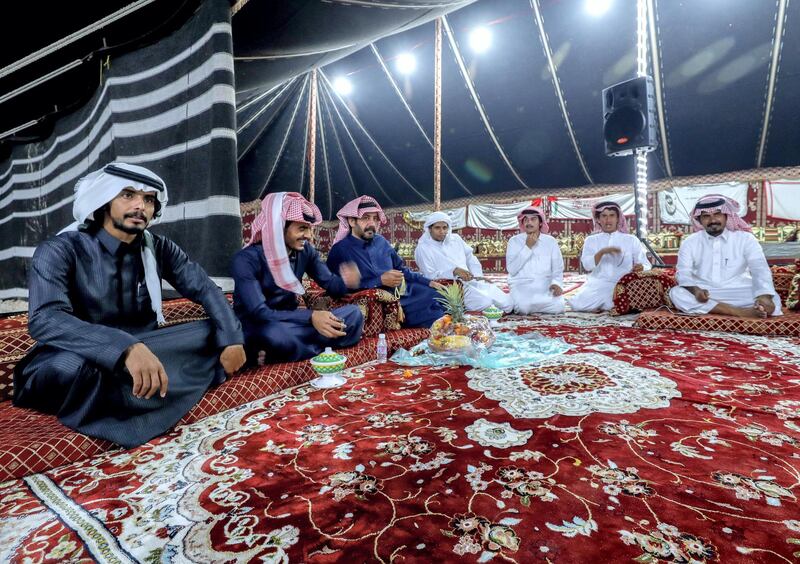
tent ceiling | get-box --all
[2,0,799,216]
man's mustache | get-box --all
[125,212,147,220]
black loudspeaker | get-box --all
[602,75,657,157]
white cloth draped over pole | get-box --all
[549,193,635,220]
[658,182,749,224]
[407,207,467,229]
[765,180,800,220]
[467,201,533,230]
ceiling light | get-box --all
[396,53,417,75]
[586,0,612,17]
[469,27,492,53]
[333,77,353,96]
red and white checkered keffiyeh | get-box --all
[333,195,386,244]
[249,192,322,294]
[592,201,629,233]
[517,205,550,234]
[691,194,752,233]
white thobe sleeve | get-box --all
[675,237,701,287]
[463,240,484,277]
[580,236,599,272]
[506,236,532,277]
[743,234,776,297]
[414,245,452,280]
[550,239,564,288]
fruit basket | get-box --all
[429,284,495,356]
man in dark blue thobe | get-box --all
[231,192,363,363]
[13,163,246,448]
[326,196,444,329]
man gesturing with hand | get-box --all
[232,192,364,363]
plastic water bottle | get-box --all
[376,333,388,363]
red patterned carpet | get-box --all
[2,315,800,563]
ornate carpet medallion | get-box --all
[466,352,680,419]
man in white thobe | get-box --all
[506,206,566,314]
[414,211,513,312]
[669,194,782,318]
[568,201,651,312]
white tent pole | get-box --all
[307,70,318,204]
[433,18,443,212]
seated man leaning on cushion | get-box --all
[414,211,512,313]
[669,194,782,318]
[232,192,364,363]
[568,201,651,312]
[14,163,246,448]
[326,196,445,328]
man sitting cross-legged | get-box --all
[568,201,651,312]
[506,206,566,314]
[14,163,246,448]
[232,192,364,363]
[327,196,445,328]
[669,194,782,318]
[414,211,512,313]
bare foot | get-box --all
[712,302,767,319]
[731,306,766,319]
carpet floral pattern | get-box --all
[2,316,800,563]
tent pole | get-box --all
[433,17,443,211]
[307,69,318,204]
[633,0,664,266]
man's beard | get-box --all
[113,213,148,234]
[362,227,376,238]
[705,223,723,235]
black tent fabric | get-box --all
[0,0,239,297]
[238,0,800,217]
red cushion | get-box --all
[771,264,797,302]
[0,404,113,482]
[787,273,800,310]
[635,309,800,337]
[611,269,677,315]
[305,288,404,338]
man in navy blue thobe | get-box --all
[232,192,363,363]
[326,196,444,329]
[14,163,246,448]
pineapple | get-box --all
[434,283,466,323]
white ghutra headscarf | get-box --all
[60,163,169,323]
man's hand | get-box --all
[690,287,710,303]
[220,344,246,375]
[124,343,168,399]
[754,295,776,317]
[632,263,644,273]
[594,246,622,264]
[380,269,405,288]
[339,262,361,289]
[430,281,446,291]
[525,233,539,248]
[453,267,473,281]
[550,284,563,297]
[312,310,348,338]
